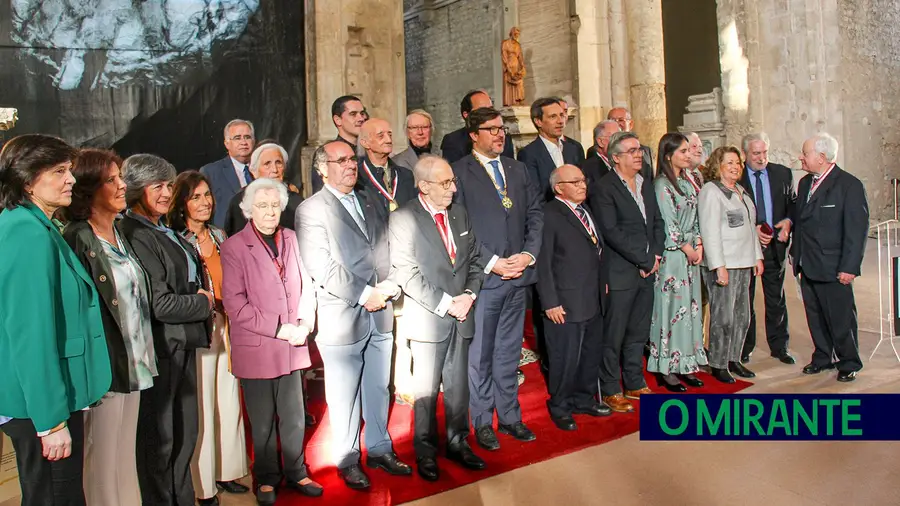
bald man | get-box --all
[357,118,417,224]
[603,107,654,181]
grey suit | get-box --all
[389,199,484,458]
[391,146,442,172]
[295,187,395,468]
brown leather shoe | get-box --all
[601,394,634,413]
[623,387,653,400]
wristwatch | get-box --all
[464,289,477,301]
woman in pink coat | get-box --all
[220,178,323,505]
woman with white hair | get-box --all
[119,154,214,505]
[220,178,322,505]
[222,142,304,236]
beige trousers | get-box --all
[191,313,248,499]
[83,391,142,506]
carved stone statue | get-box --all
[502,27,526,107]
[0,108,17,131]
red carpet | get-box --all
[270,340,751,504]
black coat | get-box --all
[223,185,304,237]
[537,199,605,322]
[591,170,665,291]
[790,165,868,281]
[517,136,586,201]
[440,127,515,164]
[581,153,613,213]
[355,157,417,224]
[119,214,211,357]
[63,219,153,393]
[739,162,796,264]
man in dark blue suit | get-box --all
[200,119,255,228]
[518,97,586,200]
[441,90,515,164]
[451,107,543,451]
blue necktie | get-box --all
[243,165,253,185]
[489,160,506,192]
[753,171,767,225]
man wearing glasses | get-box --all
[451,107,543,451]
[392,109,442,171]
[201,118,256,227]
[537,164,612,431]
[600,107,654,180]
[590,131,665,413]
[388,155,488,482]
[296,140,412,490]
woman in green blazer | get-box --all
[0,134,112,506]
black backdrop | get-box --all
[0,0,306,183]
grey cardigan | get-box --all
[698,181,764,270]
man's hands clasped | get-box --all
[492,253,532,280]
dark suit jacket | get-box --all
[790,165,868,282]
[640,144,654,181]
[740,162,796,264]
[355,157,417,224]
[563,137,586,165]
[295,188,393,345]
[223,185,304,237]
[592,170,665,290]
[200,156,244,228]
[581,153,613,213]
[451,154,543,290]
[64,219,154,394]
[440,127,515,164]
[389,200,484,342]
[119,214,211,357]
[537,199,605,322]
[517,136,586,200]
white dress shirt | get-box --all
[539,135,565,168]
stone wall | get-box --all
[404,0,502,143]
[517,0,576,103]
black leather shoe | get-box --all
[711,367,736,384]
[198,497,219,506]
[678,374,704,388]
[498,421,536,442]
[305,412,317,427]
[740,354,751,364]
[446,443,486,470]
[337,464,370,490]
[217,481,249,494]
[285,479,324,497]
[255,486,277,506]
[573,403,612,417]
[475,425,500,451]
[802,362,836,375]
[366,452,413,476]
[771,350,796,365]
[729,361,756,378]
[655,373,687,392]
[837,371,858,382]
[416,457,439,482]
[551,415,577,431]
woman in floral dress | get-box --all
[647,133,708,391]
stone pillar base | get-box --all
[299,143,322,198]
[501,106,535,153]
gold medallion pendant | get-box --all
[591,236,598,244]
[389,200,399,212]
[502,196,513,209]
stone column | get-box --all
[571,0,612,148]
[302,0,407,196]
[624,0,667,149]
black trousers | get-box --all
[1,414,85,506]
[136,350,199,506]
[543,312,604,418]
[800,275,863,373]
[743,246,790,357]
[410,329,470,459]
[241,369,308,487]
[600,284,653,396]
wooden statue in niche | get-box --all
[501,27,526,106]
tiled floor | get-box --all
[3,242,898,506]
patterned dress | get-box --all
[647,176,708,374]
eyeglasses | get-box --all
[478,126,509,136]
[326,156,359,166]
[229,135,254,141]
[407,125,431,132]
[558,179,587,187]
[254,202,282,211]
[427,177,458,190]
[618,147,642,156]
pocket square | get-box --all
[460,231,470,236]
[821,204,836,208]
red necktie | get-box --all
[434,213,456,264]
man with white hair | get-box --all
[605,107,653,180]
[581,120,621,204]
[201,118,256,227]
[222,143,304,236]
[792,132,868,382]
[392,109,442,171]
[356,118,416,223]
[738,132,797,365]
